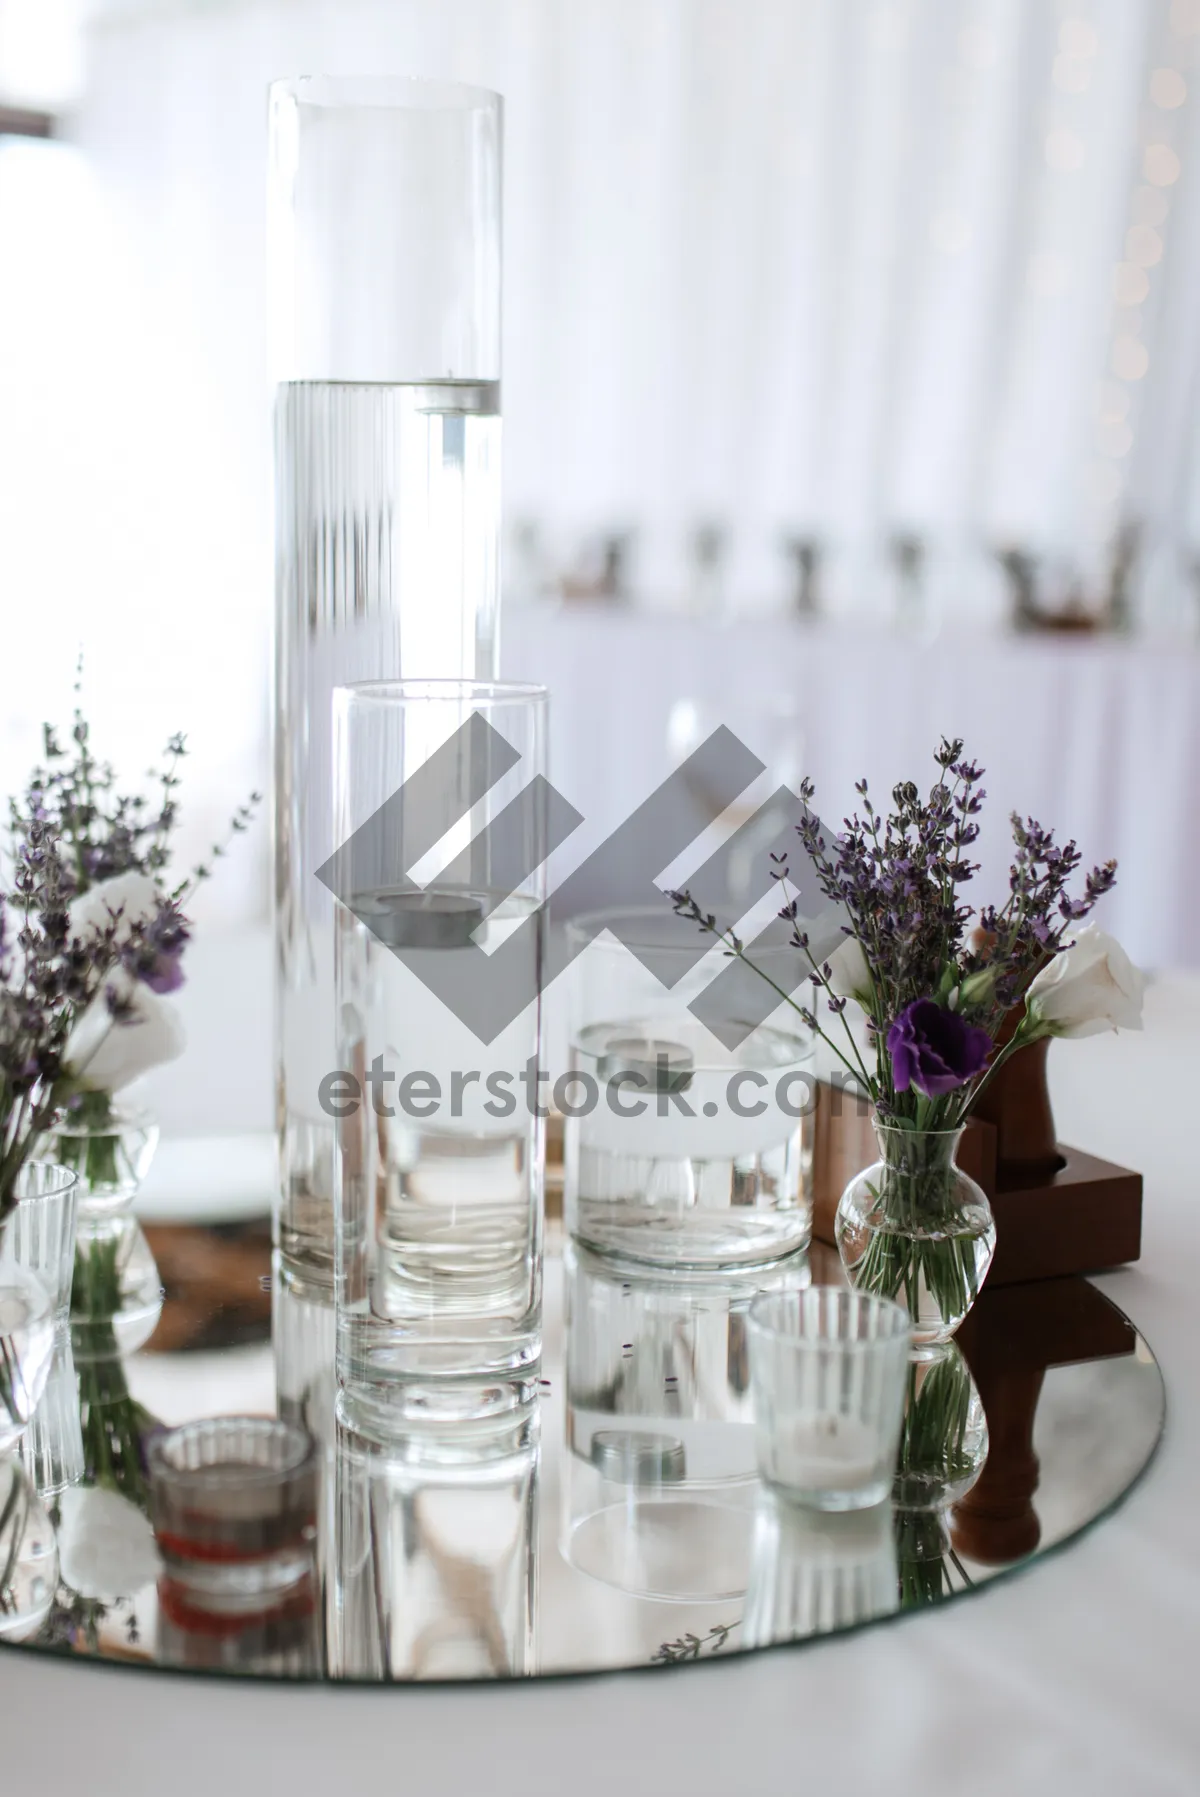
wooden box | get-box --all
[809,1080,1142,1285]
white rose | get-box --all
[826,935,874,1004]
[1025,926,1145,1039]
[63,971,186,1092]
[68,870,161,947]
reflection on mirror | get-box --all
[0,1221,1165,1682]
[332,1412,539,1682]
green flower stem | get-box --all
[53,1092,122,1190]
[847,1133,984,1331]
[897,1351,976,1491]
[894,1509,972,1607]
[0,1463,29,1617]
[71,1230,150,1511]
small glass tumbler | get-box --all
[331,680,549,1436]
[8,1163,78,1323]
[748,1287,911,1511]
[148,1417,319,1623]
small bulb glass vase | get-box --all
[51,1096,163,1360]
[835,1123,996,1347]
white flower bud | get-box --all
[1025,926,1144,1039]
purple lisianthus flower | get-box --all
[141,948,186,994]
[887,998,992,1097]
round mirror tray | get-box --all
[0,1232,1164,1684]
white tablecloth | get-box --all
[503,609,1200,971]
[6,973,1200,1795]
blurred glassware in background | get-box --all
[331,1408,538,1680]
[993,523,1146,635]
[782,535,823,621]
[558,528,635,605]
[564,909,814,1269]
[270,79,503,1296]
[888,531,930,637]
[560,1245,808,1601]
[689,521,728,617]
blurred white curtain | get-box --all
[68,0,1200,612]
[3,0,1200,865]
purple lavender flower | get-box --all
[120,895,190,994]
[887,999,992,1097]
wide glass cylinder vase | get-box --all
[330,681,548,1438]
[562,909,814,1269]
[270,78,503,1289]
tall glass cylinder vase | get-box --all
[330,681,548,1439]
[270,78,503,1290]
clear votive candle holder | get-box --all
[148,1417,319,1611]
[748,1287,911,1511]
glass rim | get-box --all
[871,1119,967,1143]
[746,1285,912,1346]
[566,904,805,958]
[13,1160,78,1200]
[147,1416,316,1491]
[334,678,546,711]
[52,1103,155,1135]
[269,75,502,115]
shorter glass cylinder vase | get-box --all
[836,1124,996,1347]
[332,681,547,1434]
[52,1103,163,1360]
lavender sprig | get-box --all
[9,709,261,908]
[0,824,184,1216]
[669,738,1118,1130]
[2,686,259,1212]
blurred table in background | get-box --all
[503,608,1200,970]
